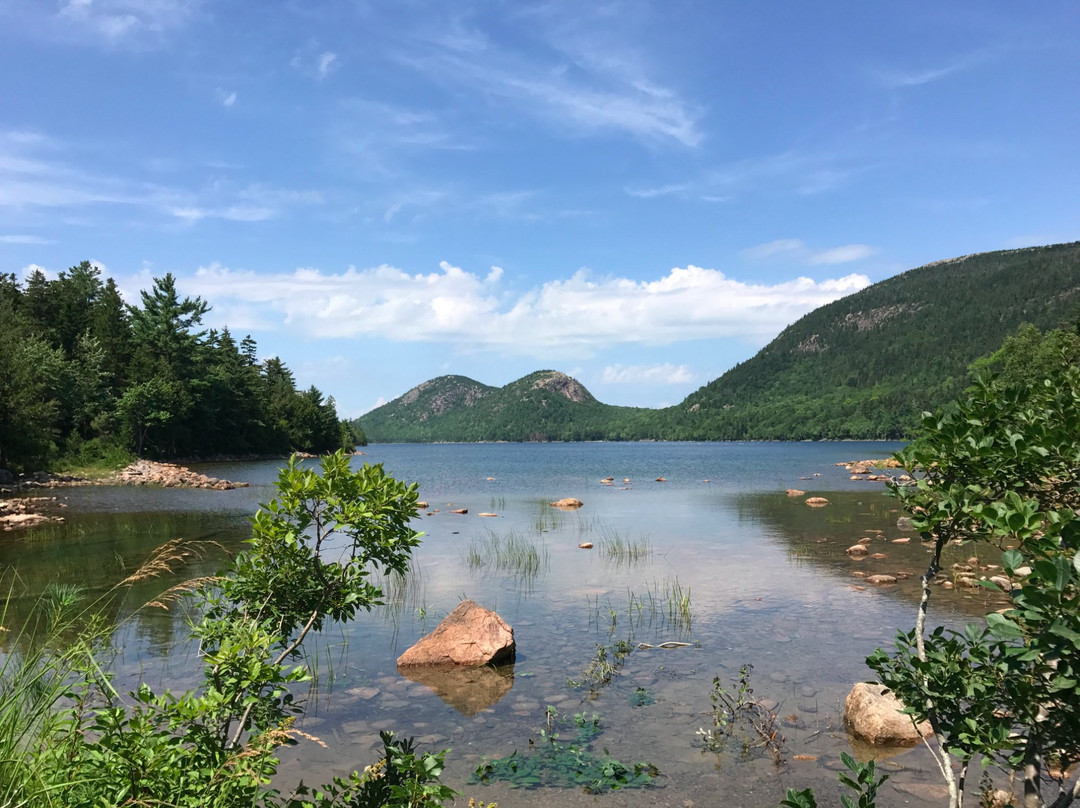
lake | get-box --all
[0,442,1001,807]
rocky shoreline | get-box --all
[0,460,250,532]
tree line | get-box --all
[0,261,363,472]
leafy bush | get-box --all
[0,451,456,808]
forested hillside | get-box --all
[358,370,653,442]
[666,241,1080,440]
[0,262,361,471]
[359,242,1080,443]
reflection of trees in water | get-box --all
[0,509,243,660]
[732,490,1004,619]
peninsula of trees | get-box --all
[0,263,361,472]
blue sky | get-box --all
[2,1,1078,416]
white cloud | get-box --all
[809,244,876,264]
[602,363,693,385]
[291,44,341,81]
[743,239,805,259]
[217,89,237,107]
[625,183,691,199]
[399,28,702,147]
[174,261,871,354]
[744,239,876,265]
[875,55,983,89]
[20,263,56,281]
[316,52,339,80]
[56,0,198,45]
[170,205,276,222]
[0,234,52,244]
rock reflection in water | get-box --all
[397,663,515,716]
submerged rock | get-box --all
[549,497,583,510]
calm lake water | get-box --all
[1,442,1003,807]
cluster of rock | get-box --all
[108,460,249,490]
[0,496,66,531]
[838,458,908,483]
[0,469,88,493]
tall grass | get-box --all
[598,527,652,568]
[585,575,694,642]
[465,529,550,588]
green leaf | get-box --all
[986,613,1024,640]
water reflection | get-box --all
[398,662,515,715]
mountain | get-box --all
[358,242,1080,443]
[665,241,1080,440]
[358,370,653,443]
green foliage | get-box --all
[286,731,455,808]
[359,242,1080,443]
[779,753,888,808]
[673,242,1080,441]
[864,329,1080,808]
[471,708,658,793]
[0,263,356,471]
[0,451,451,808]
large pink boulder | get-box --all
[397,600,515,667]
[845,682,933,746]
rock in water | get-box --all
[397,600,515,667]
[549,498,583,509]
[845,682,932,745]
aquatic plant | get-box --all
[471,708,658,793]
[629,686,655,707]
[698,664,784,765]
[465,529,549,586]
[566,639,635,695]
[598,527,652,567]
[626,576,693,636]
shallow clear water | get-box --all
[1,442,1003,807]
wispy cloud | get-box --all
[743,239,876,265]
[809,244,876,264]
[0,234,53,244]
[602,363,693,384]
[55,0,199,46]
[874,54,985,89]
[291,42,341,81]
[0,128,324,225]
[624,183,691,199]
[216,88,237,107]
[173,260,870,354]
[742,239,805,260]
[397,18,703,148]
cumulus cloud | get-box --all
[602,363,693,384]
[175,261,870,354]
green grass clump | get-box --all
[465,529,549,586]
